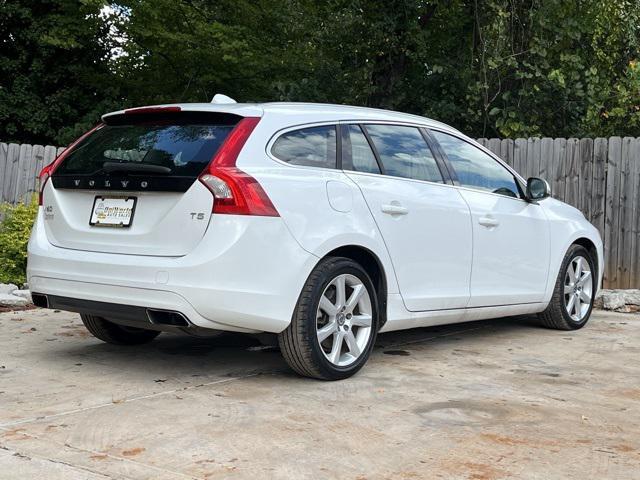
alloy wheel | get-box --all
[316,274,373,367]
[564,255,593,322]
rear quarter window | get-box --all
[271,125,337,169]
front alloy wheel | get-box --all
[278,257,378,380]
[538,244,596,330]
[563,255,593,323]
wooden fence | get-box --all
[477,137,640,290]
[1,137,639,289]
[0,143,65,206]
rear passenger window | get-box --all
[344,125,380,174]
[363,124,443,183]
[271,125,336,169]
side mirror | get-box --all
[526,177,551,201]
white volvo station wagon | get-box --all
[28,98,603,380]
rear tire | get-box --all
[80,314,160,345]
[538,245,596,330]
[278,257,379,380]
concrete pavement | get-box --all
[1,308,639,479]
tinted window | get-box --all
[344,125,380,174]
[272,126,336,169]
[364,125,443,183]
[56,124,234,177]
[431,131,520,198]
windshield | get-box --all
[55,123,235,177]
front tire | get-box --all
[278,257,379,380]
[80,314,160,345]
[538,245,596,330]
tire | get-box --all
[278,257,379,380]
[538,244,596,330]
[80,314,160,345]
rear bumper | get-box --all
[27,209,318,333]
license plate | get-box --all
[90,196,137,227]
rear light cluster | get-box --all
[199,117,279,217]
[38,124,103,205]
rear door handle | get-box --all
[381,203,409,216]
[478,216,500,228]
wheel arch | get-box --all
[572,237,600,289]
[322,245,388,329]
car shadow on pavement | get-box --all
[38,314,544,380]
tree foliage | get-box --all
[1,0,639,145]
[0,200,38,285]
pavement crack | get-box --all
[0,441,122,479]
[1,429,202,480]
[0,373,261,428]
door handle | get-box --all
[478,216,499,228]
[381,203,409,216]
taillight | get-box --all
[37,124,103,206]
[199,117,279,217]
[38,164,52,206]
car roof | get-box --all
[102,102,460,134]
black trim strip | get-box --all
[39,294,150,323]
[359,124,386,175]
[421,128,456,185]
[51,175,197,193]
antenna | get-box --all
[211,94,237,104]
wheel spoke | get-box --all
[578,271,592,287]
[567,263,577,284]
[319,295,338,316]
[579,290,591,304]
[345,330,360,357]
[334,275,346,309]
[566,294,576,315]
[574,295,583,317]
[345,284,365,313]
[564,284,574,295]
[317,321,336,343]
[351,314,372,327]
[328,330,345,364]
[574,257,583,279]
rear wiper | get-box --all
[102,162,172,175]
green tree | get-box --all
[2,0,639,144]
[0,0,121,145]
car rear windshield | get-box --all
[55,118,237,178]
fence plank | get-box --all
[15,143,33,204]
[0,143,7,202]
[2,144,20,204]
[513,138,527,177]
[617,138,635,288]
[539,138,554,185]
[592,138,607,239]
[552,138,567,202]
[605,137,622,288]
[500,139,513,167]
[488,138,501,157]
[629,138,640,289]
[564,139,580,207]
[28,145,45,202]
[578,138,594,221]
